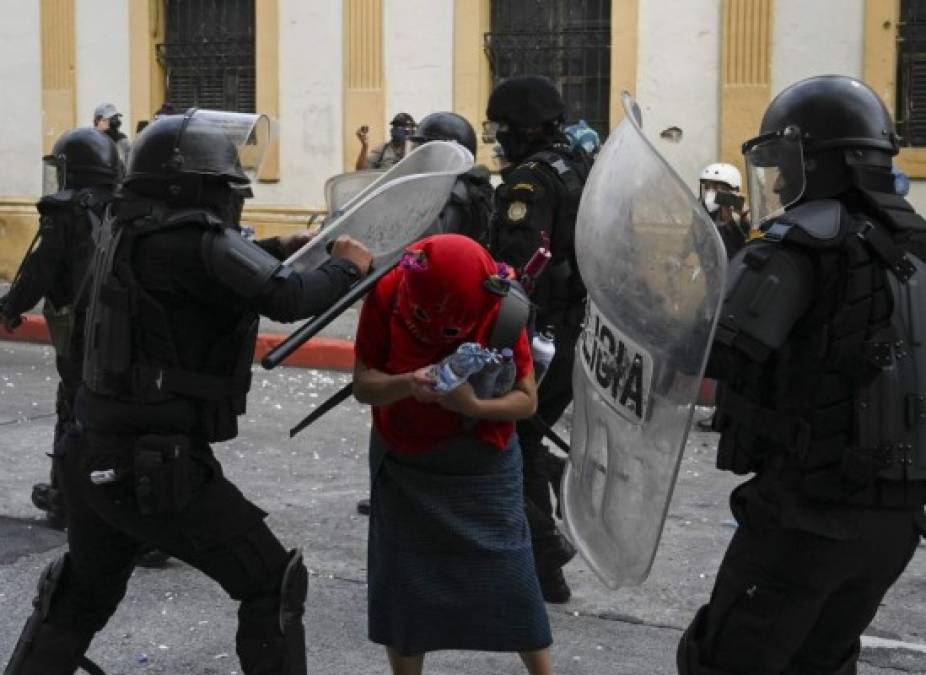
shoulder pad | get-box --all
[36,190,78,214]
[502,166,547,202]
[761,199,848,249]
[524,149,586,194]
[202,227,283,298]
[714,240,816,360]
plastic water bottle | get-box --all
[433,342,494,393]
[492,348,517,397]
[469,350,502,399]
[531,327,556,385]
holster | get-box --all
[133,434,193,515]
[42,299,75,360]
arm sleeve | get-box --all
[198,226,360,323]
[492,168,554,269]
[3,214,67,317]
[254,258,360,323]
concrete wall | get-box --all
[636,0,721,193]
[771,0,865,96]
[253,0,343,206]
[384,0,454,126]
[0,1,42,196]
[75,0,131,130]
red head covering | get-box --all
[395,234,500,348]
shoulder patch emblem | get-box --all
[512,182,535,193]
[507,201,528,223]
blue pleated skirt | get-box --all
[367,430,552,656]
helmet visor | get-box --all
[190,110,278,181]
[482,120,501,144]
[42,155,63,195]
[743,126,805,225]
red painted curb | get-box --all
[0,315,356,372]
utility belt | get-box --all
[80,428,200,516]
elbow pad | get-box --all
[714,242,815,361]
[202,228,292,299]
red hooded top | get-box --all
[354,234,533,455]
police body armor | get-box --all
[29,189,111,361]
[83,201,263,442]
[508,146,591,313]
[713,196,926,507]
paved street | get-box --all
[1,341,924,674]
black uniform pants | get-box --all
[516,306,582,543]
[680,507,922,674]
[46,425,291,667]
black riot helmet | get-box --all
[486,75,565,128]
[485,76,566,164]
[42,127,120,195]
[410,112,478,156]
[125,109,248,201]
[742,75,900,224]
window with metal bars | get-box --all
[484,0,611,138]
[898,0,926,146]
[156,0,256,113]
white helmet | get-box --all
[699,162,742,191]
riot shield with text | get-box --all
[562,93,727,588]
[285,141,473,272]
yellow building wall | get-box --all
[720,0,774,178]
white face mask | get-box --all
[702,189,719,214]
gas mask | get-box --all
[701,189,719,214]
[390,126,412,144]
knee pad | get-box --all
[237,549,307,675]
[279,548,308,632]
[4,554,99,675]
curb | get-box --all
[0,315,356,373]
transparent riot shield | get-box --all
[323,169,387,222]
[189,110,277,181]
[285,141,473,272]
[562,92,728,588]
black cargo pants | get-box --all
[678,504,923,674]
[44,424,294,671]
[516,305,583,545]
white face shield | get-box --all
[743,125,806,225]
[42,155,64,195]
[185,110,278,182]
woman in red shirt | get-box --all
[353,234,554,675]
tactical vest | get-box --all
[520,146,592,311]
[714,198,926,508]
[36,188,111,360]
[83,202,259,441]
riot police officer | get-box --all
[677,75,926,674]
[411,111,494,243]
[486,75,593,603]
[4,109,373,675]
[0,128,120,529]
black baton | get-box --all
[290,381,354,437]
